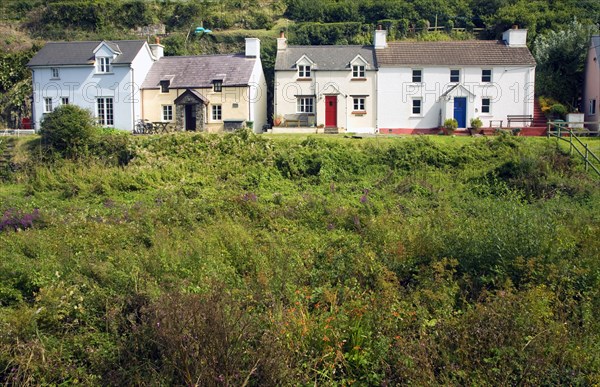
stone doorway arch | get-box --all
[174,89,209,131]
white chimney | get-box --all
[277,31,287,51]
[245,37,260,58]
[374,26,387,49]
[502,26,528,47]
[149,36,164,60]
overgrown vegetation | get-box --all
[0,131,599,384]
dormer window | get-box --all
[98,57,111,73]
[352,65,365,78]
[51,68,60,79]
[213,80,223,92]
[160,80,170,93]
[298,65,311,78]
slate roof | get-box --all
[275,45,376,71]
[174,89,209,105]
[141,54,256,89]
[27,40,147,67]
[376,40,536,66]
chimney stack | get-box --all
[245,37,260,58]
[149,36,164,60]
[502,26,528,47]
[374,27,387,49]
[277,30,287,51]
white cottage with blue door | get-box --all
[28,39,162,131]
[374,27,536,134]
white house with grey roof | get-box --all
[140,38,267,133]
[27,39,162,131]
[584,35,600,132]
[375,27,536,133]
[274,32,377,134]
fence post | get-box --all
[569,132,573,154]
[585,144,589,172]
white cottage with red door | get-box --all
[273,33,377,134]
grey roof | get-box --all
[376,40,536,66]
[592,36,600,66]
[275,45,376,71]
[174,89,209,105]
[27,40,147,67]
[141,54,256,89]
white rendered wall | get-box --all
[275,69,377,133]
[130,43,157,128]
[377,65,535,130]
[32,65,135,131]
[249,57,268,132]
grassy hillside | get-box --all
[1,132,599,384]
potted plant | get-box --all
[443,118,458,135]
[469,117,483,136]
[273,114,283,127]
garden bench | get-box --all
[507,115,533,127]
[284,113,312,127]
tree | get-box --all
[533,20,598,109]
[0,50,34,128]
[40,105,98,159]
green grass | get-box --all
[0,131,598,385]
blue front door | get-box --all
[454,97,467,128]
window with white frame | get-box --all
[98,57,111,73]
[44,98,53,113]
[212,105,222,121]
[412,69,422,83]
[297,97,314,113]
[51,68,60,79]
[352,65,365,78]
[353,97,365,112]
[298,65,311,78]
[97,97,114,126]
[412,98,422,115]
[590,99,597,115]
[61,97,69,105]
[162,105,173,121]
[450,69,460,83]
[482,98,491,114]
[482,69,492,83]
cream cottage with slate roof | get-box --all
[375,27,537,133]
[141,38,267,133]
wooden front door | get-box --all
[453,97,467,128]
[325,96,337,128]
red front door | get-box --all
[325,96,337,128]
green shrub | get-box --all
[550,103,567,119]
[443,118,458,133]
[470,117,483,129]
[40,104,98,159]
